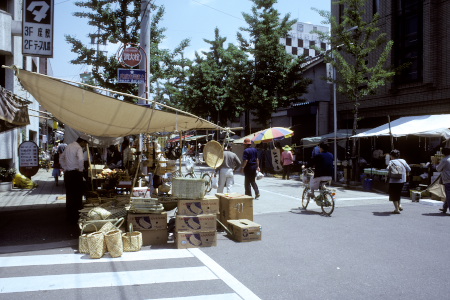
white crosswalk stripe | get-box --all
[0,248,261,300]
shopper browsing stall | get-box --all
[436,147,450,214]
[217,146,241,193]
[240,138,260,199]
[60,137,88,223]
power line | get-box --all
[191,0,244,21]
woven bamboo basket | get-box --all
[172,178,207,199]
[122,224,142,252]
[105,229,123,258]
[87,232,106,259]
[79,224,98,254]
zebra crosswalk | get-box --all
[0,248,261,300]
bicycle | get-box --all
[301,168,336,216]
[184,157,215,193]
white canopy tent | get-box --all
[302,129,368,148]
[10,67,225,138]
[352,114,450,140]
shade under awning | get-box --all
[0,85,30,133]
[12,67,224,137]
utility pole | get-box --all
[139,0,151,104]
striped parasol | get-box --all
[251,127,294,144]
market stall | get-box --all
[352,114,450,193]
[7,66,261,257]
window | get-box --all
[292,47,298,55]
[309,40,315,48]
[0,1,7,12]
[0,56,5,87]
[339,4,345,24]
[304,48,310,56]
[298,39,304,47]
[297,23,304,32]
[313,26,317,32]
[286,37,292,46]
[394,0,423,83]
[373,0,380,14]
[320,42,327,51]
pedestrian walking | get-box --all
[240,138,260,199]
[60,137,88,223]
[52,151,62,186]
[436,147,450,214]
[386,149,411,214]
[281,145,294,180]
[217,146,241,193]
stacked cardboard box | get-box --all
[175,195,219,249]
[127,211,168,246]
[216,193,254,230]
[227,219,262,242]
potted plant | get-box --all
[0,167,16,191]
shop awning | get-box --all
[0,85,30,133]
[10,67,225,137]
[302,129,368,147]
[352,114,450,140]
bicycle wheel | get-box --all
[185,172,195,178]
[202,173,212,193]
[320,190,335,216]
[301,186,310,209]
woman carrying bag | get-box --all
[387,149,411,214]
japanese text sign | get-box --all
[23,0,54,57]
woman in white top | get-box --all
[387,149,411,214]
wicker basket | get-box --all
[87,232,106,259]
[105,229,123,258]
[79,224,98,254]
[172,178,207,199]
[122,224,142,252]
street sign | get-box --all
[18,141,39,178]
[23,0,54,57]
[117,69,146,84]
[122,47,142,67]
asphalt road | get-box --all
[0,170,448,299]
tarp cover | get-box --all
[302,129,368,147]
[15,68,224,137]
[353,114,450,140]
[0,86,30,133]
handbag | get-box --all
[79,223,98,254]
[388,161,403,179]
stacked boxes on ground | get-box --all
[127,210,168,246]
[173,178,219,249]
[216,193,261,242]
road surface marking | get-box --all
[189,248,261,300]
[147,293,242,300]
[0,249,193,268]
[0,266,217,293]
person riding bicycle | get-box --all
[304,142,334,199]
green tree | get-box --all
[237,0,311,128]
[66,0,190,103]
[314,0,396,180]
[184,28,249,125]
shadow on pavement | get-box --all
[0,205,79,254]
[421,212,449,217]
[372,211,394,216]
[289,208,324,216]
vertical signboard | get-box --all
[19,141,40,178]
[23,0,54,57]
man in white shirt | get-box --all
[60,137,88,223]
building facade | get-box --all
[332,0,450,132]
[0,0,51,171]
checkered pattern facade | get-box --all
[280,22,330,58]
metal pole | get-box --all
[333,54,338,182]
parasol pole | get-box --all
[388,115,394,150]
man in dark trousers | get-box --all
[307,143,334,199]
[240,138,260,199]
[60,137,88,223]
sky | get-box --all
[52,0,330,82]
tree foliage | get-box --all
[237,0,312,127]
[313,0,395,139]
[66,0,190,103]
